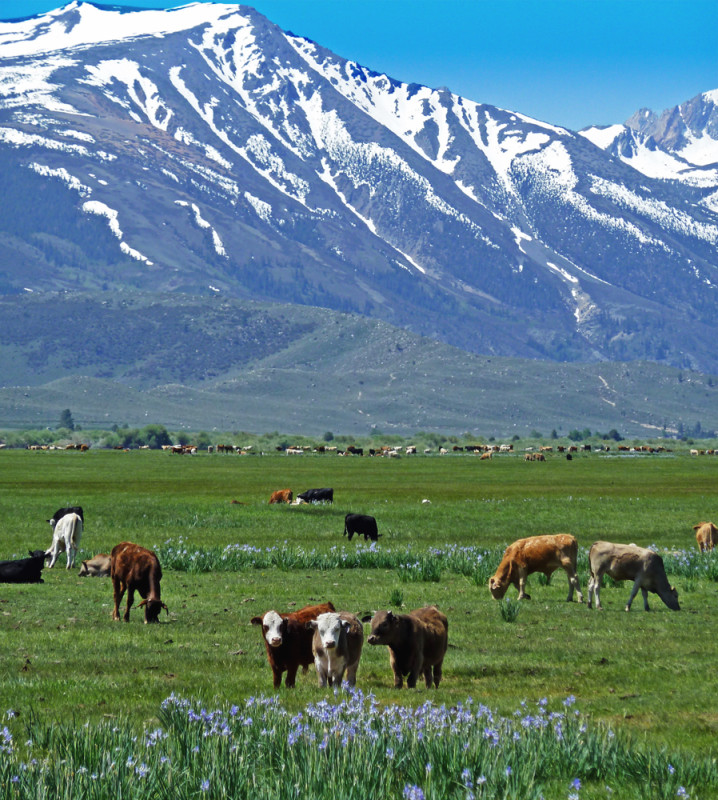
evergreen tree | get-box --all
[59,409,75,431]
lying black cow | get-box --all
[297,488,334,504]
[0,550,46,583]
[344,513,380,542]
[48,506,84,525]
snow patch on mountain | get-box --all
[28,162,90,195]
[82,199,153,265]
[0,57,79,113]
[82,59,173,130]
[175,200,227,257]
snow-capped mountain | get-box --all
[1,2,717,372]
[581,91,718,195]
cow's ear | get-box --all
[386,610,394,622]
[342,619,351,633]
[360,613,374,623]
[306,620,318,630]
[250,616,263,626]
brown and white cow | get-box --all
[587,541,680,612]
[365,606,448,689]
[110,542,168,623]
[694,521,718,553]
[251,602,335,688]
[488,533,583,602]
[307,611,364,687]
[78,553,111,577]
[269,489,293,504]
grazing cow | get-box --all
[46,512,83,569]
[307,611,364,687]
[251,602,335,688]
[587,541,680,612]
[78,553,111,577]
[344,514,380,542]
[48,506,84,525]
[269,489,293,504]
[296,487,334,504]
[694,522,718,552]
[110,542,168,623]
[0,550,46,583]
[488,534,583,602]
[365,606,448,689]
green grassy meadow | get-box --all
[1,448,718,797]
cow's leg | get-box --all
[285,664,298,688]
[422,665,433,688]
[433,662,443,689]
[271,666,283,690]
[112,579,125,621]
[389,651,403,688]
[641,587,650,611]
[347,530,354,541]
[345,662,358,687]
[124,588,135,622]
[46,546,58,569]
[517,574,530,600]
[625,577,642,611]
[66,536,75,569]
[564,566,583,603]
[315,658,328,688]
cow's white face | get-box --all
[314,612,343,650]
[262,611,285,647]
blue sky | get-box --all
[1,0,716,130]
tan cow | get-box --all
[694,522,718,552]
[489,534,583,602]
[587,541,679,612]
[269,489,293,504]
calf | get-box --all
[344,513,380,542]
[251,602,335,688]
[488,533,583,602]
[0,551,46,583]
[110,542,168,623]
[587,541,680,612]
[694,521,718,552]
[46,512,83,569]
[269,489,293,504]
[365,606,448,689]
[79,553,111,577]
[308,611,364,687]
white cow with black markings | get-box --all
[46,512,83,569]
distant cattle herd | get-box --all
[0,478,711,690]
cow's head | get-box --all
[365,610,398,645]
[307,612,347,650]
[252,610,286,647]
[79,561,90,577]
[665,586,680,611]
[488,575,509,600]
[139,598,168,623]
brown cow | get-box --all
[694,521,718,552]
[251,602,335,688]
[269,489,293,504]
[78,553,111,577]
[587,541,680,612]
[365,606,448,689]
[488,534,583,602]
[110,542,168,623]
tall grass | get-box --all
[2,691,715,799]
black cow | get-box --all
[344,514,380,542]
[48,506,84,525]
[0,551,46,583]
[297,488,334,504]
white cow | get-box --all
[307,611,364,687]
[46,512,83,569]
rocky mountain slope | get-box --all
[0,2,716,373]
